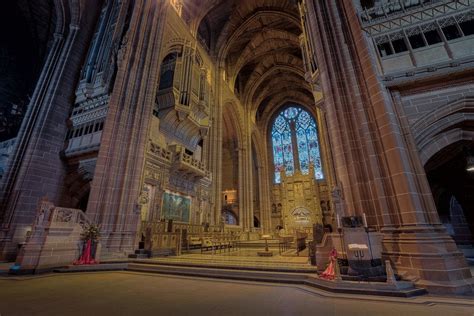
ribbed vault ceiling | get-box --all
[185,0,315,119]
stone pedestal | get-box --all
[100,231,137,259]
[383,226,474,294]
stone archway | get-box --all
[425,141,474,247]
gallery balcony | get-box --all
[173,150,209,179]
[147,141,173,164]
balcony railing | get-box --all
[174,150,208,178]
[361,0,444,23]
[148,142,173,162]
[360,0,473,36]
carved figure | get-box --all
[331,184,345,217]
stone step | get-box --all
[130,258,317,273]
[128,249,150,259]
[134,249,149,255]
[235,240,285,248]
[54,263,128,273]
[126,262,426,297]
[128,253,149,259]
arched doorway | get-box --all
[425,141,474,246]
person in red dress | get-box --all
[74,239,98,265]
[320,247,338,280]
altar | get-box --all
[276,164,323,236]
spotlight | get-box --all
[466,155,474,173]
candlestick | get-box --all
[336,214,341,229]
[362,213,368,228]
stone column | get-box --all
[303,0,473,294]
[242,116,256,233]
[257,164,271,234]
[0,1,101,260]
[87,0,166,258]
[210,73,225,226]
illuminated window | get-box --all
[271,106,324,183]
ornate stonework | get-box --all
[0,0,472,295]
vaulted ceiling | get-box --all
[0,0,56,141]
[184,0,315,120]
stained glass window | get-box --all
[271,106,324,183]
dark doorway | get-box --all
[425,141,474,246]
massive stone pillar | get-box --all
[0,0,102,260]
[242,118,255,233]
[303,0,473,293]
[86,0,166,257]
[210,77,224,227]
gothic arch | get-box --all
[266,105,325,183]
[222,100,244,148]
[221,100,244,225]
[420,129,474,166]
[412,96,474,155]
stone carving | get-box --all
[36,210,45,225]
[35,199,54,227]
[291,207,311,223]
[320,200,327,213]
[55,209,73,223]
[364,0,423,16]
[117,30,129,63]
[271,203,277,214]
[148,142,172,161]
[134,203,142,216]
[331,184,345,217]
[139,188,150,206]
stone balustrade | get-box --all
[148,141,173,162]
[174,150,209,178]
[14,200,97,273]
[360,0,446,23]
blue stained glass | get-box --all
[271,106,324,183]
[283,107,299,119]
[297,128,309,174]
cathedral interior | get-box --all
[0,0,474,314]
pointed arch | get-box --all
[269,105,324,183]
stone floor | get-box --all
[1,271,473,316]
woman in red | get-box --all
[320,247,338,280]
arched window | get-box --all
[271,106,323,183]
[158,53,178,90]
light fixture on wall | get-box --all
[466,155,474,173]
[465,146,474,173]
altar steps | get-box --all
[54,259,426,297]
[128,257,317,273]
[124,262,426,297]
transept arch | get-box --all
[424,140,474,246]
[413,96,474,247]
[221,101,244,226]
